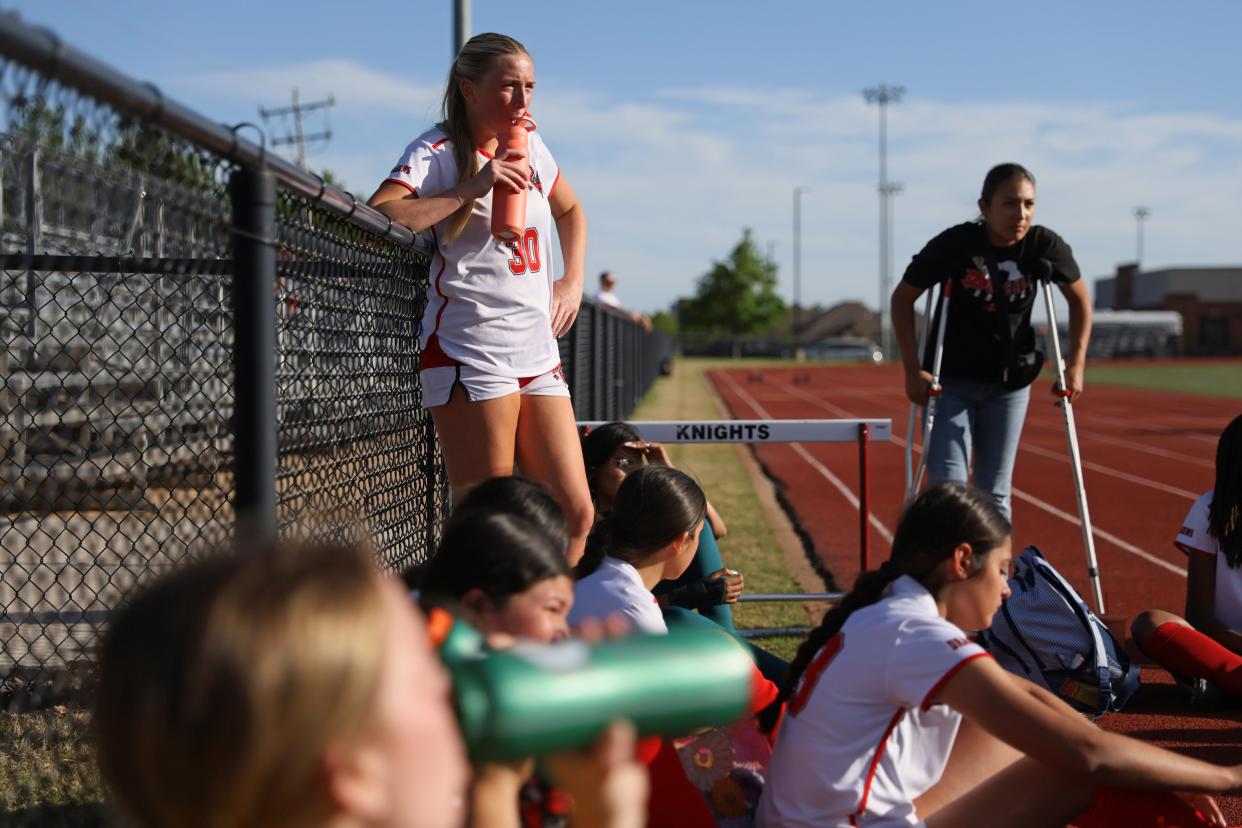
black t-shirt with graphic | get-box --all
[901,222,1081,384]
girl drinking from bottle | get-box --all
[1130,413,1242,706]
[758,482,1238,828]
[369,33,592,564]
[891,163,1092,521]
[95,540,646,828]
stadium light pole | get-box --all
[1134,206,1150,269]
[793,186,809,339]
[453,0,470,55]
[864,83,904,360]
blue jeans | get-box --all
[924,379,1029,522]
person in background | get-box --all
[595,271,652,332]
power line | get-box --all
[259,88,335,171]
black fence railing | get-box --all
[0,13,668,820]
[561,302,672,422]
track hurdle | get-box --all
[578,418,892,635]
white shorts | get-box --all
[420,362,569,408]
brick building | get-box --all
[1094,264,1242,355]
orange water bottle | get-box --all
[490,114,536,242]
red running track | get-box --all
[710,362,1242,821]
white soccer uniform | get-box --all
[568,556,667,635]
[1175,492,1242,629]
[757,576,989,828]
[384,127,565,404]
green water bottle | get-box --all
[438,621,754,763]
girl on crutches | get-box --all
[891,163,1093,524]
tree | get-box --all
[650,310,678,335]
[679,229,785,334]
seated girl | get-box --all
[572,463,779,827]
[758,481,1238,828]
[582,422,742,631]
[419,475,574,644]
[94,539,646,828]
[571,464,705,634]
[1131,413,1242,706]
[419,471,719,827]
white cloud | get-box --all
[181,60,1242,315]
[186,59,440,114]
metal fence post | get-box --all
[230,166,278,541]
[591,304,603,420]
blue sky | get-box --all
[12,0,1242,316]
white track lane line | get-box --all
[844,379,1212,466]
[835,382,1217,469]
[716,372,895,545]
[767,379,1185,578]
[778,381,1200,499]
[1010,490,1186,577]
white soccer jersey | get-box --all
[758,576,989,828]
[384,126,562,378]
[1175,492,1242,630]
[568,556,667,635]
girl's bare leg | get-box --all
[514,394,594,565]
[430,392,522,504]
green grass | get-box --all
[632,357,822,661]
[1080,361,1242,399]
[1,703,104,823]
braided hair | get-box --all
[760,482,1010,732]
[1210,413,1242,568]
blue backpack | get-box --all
[981,546,1140,717]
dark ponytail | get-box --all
[1210,413,1242,568]
[419,510,569,607]
[576,465,706,579]
[760,482,1010,732]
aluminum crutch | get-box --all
[909,280,952,501]
[1040,273,1106,614]
[905,286,936,496]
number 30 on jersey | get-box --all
[506,228,542,275]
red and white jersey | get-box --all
[758,576,989,828]
[1176,492,1242,629]
[568,556,667,635]
[385,126,562,378]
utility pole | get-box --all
[864,83,904,359]
[454,0,471,55]
[793,186,809,338]
[259,89,335,171]
[1134,206,1150,268]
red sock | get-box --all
[1072,786,1213,828]
[1144,621,1242,695]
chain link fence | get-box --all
[0,14,669,823]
